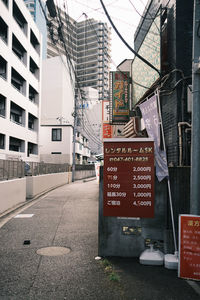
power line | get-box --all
[128,0,161,33]
[70,0,160,37]
[100,0,161,76]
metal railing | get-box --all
[0,160,24,181]
[75,164,95,171]
[0,159,72,181]
[27,162,72,176]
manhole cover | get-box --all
[36,246,71,256]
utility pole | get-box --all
[72,95,77,182]
[190,0,200,214]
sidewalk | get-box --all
[0,180,199,300]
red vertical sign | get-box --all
[103,123,112,139]
[179,215,200,280]
[103,139,154,218]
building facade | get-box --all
[46,7,111,101]
[131,0,193,167]
[40,55,91,164]
[76,19,111,101]
[0,0,42,162]
[24,0,47,59]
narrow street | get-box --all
[0,180,123,300]
[0,180,199,300]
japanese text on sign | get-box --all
[103,139,155,218]
[111,72,130,123]
[179,215,200,280]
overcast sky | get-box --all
[55,0,149,68]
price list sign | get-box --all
[179,215,200,281]
[103,138,154,218]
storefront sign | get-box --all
[110,72,130,123]
[103,123,112,139]
[103,138,154,217]
[179,215,200,280]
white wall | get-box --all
[41,56,74,126]
[40,55,75,164]
[0,178,26,214]
[0,168,94,215]
[0,0,42,162]
[26,172,71,199]
[40,125,73,164]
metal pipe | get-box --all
[190,0,200,214]
[178,122,192,166]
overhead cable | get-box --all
[99,0,161,76]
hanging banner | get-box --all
[102,100,110,123]
[102,123,112,139]
[139,95,169,182]
[103,138,154,218]
[110,71,130,123]
[179,215,200,281]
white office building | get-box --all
[0,0,42,162]
[40,55,91,164]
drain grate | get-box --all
[36,246,71,256]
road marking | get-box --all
[0,193,50,229]
[187,280,200,296]
[14,214,34,218]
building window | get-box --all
[28,142,38,156]
[29,84,38,103]
[52,128,62,141]
[9,136,25,152]
[51,152,62,154]
[0,133,5,149]
[30,29,40,55]
[10,101,25,126]
[0,94,6,117]
[29,57,39,78]
[12,34,27,65]
[13,1,27,35]
[11,67,26,95]
[0,55,7,80]
[2,0,8,7]
[0,17,8,43]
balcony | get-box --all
[78,56,98,64]
[77,69,98,77]
[77,62,98,71]
[0,17,8,44]
[79,74,98,83]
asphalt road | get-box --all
[0,179,199,300]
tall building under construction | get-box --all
[46,8,111,101]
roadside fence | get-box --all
[0,159,72,181]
